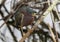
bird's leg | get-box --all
[14,16,18,28]
[19,14,24,36]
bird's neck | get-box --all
[22,11,32,16]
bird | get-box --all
[8,4,37,28]
[15,5,36,27]
[7,4,37,36]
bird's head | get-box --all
[26,7,37,17]
[31,11,37,17]
[20,4,37,17]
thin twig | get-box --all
[6,24,18,42]
[47,24,56,42]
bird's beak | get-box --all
[32,13,37,17]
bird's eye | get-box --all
[32,13,37,17]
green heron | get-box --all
[9,4,37,28]
[15,5,36,27]
[8,4,37,36]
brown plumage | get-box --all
[8,4,36,28]
[21,11,34,26]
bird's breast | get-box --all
[22,15,34,26]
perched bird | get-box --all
[8,4,37,36]
[8,4,37,28]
